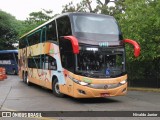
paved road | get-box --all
[0,75,160,120]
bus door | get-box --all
[59,36,79,95]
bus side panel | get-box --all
[28,68,41,86]
[49,43,66,85]
[59,70,75,96]
[26,42,66,89]
[27,43,50,57]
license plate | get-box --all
[101,93,110,97]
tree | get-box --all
[20,9,54,36]
[62,1,89,13]
[118,0,160,61]
[62,0,123,14]
[0,10,20,50]
[26,9,53,23]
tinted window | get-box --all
[28,54,57,70]
[42,27,46,42]
[28,30,41,46]
[42,55,57,70]
[60,40,74,72]
[28,56,40,69]
[46,21,57,41]
[73,15,119,34]
[19,38,27,49]
[57,16,72,37]
[72,14,122,43]
[14,53,18,63]
[0,53,14,60]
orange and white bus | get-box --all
[18,12,140,98]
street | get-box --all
[0,75,160,120]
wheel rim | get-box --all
[55,82,60,94]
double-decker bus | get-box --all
[19,12,140,98]
[0,50,18,74]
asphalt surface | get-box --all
[0,75,160,120]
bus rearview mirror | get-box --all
[123,39,140,57]
[60,36,79,54]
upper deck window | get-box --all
[72,14,122,42]
[73,15,119,35]
[57,16,72,38]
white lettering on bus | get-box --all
[0,60,11,65]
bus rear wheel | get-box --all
[25,73,31,86]
[23,72,25,82]
[13,69,17,75]
[52,78,64,97]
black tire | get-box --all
[23,72,25,82]
[25,72,31,86]
[52,78,64,97]
[13,69,17,75]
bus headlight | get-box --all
[79,81,89,86]
[120,80,127,85]
[70,77,89,86]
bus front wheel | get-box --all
[23,72,25,82]
[52,78,64,97]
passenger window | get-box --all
[28,30,41,46]
[28,55,40,69]
[46,21,57,41]
[19,38,27,49]
[57,16,72,38]
[42,27,46,42]
[28,54,57,70]
[48,56,57,70]
[60,40,74,72]
[42,55,57,70]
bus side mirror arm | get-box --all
[123,39,141,57]
[63,36,79,54]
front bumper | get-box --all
[73,82,127,98]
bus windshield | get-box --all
[72,14,122,42]
[76,47,125,78]
[0,50,18,74]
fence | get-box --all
[127,58,160,88]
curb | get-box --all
[128,87,160,93]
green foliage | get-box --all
[0,10,20,50]
[62,0,123,14]
[118,0,160,61]
[27,9,53,23]
[62,1,90,13]
[19,9,54,36]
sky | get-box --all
[0,0,113,21]
[0,0,76,20]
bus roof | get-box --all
[20,12,113,39]
[0,50,18,53]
